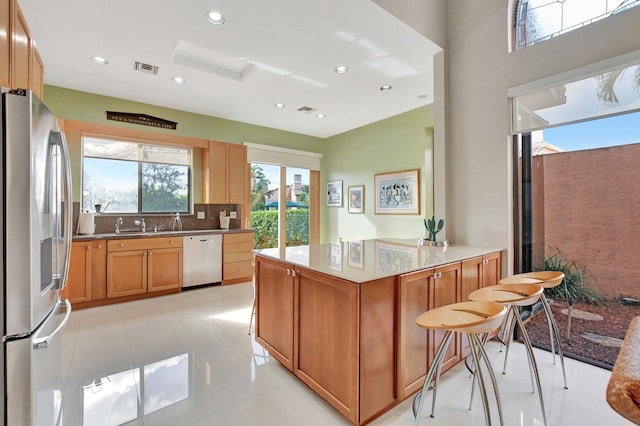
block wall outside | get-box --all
[541,143,640,299]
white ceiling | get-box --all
[18,0,442,138]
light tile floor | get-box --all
[59,282,631,425]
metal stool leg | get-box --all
[513,306,548,426]
[430,332,454,418]
[413,330,453,425]
[540,295,568,389]
[502,310,517,374]
[471,333,504,426]
[248,298,256,335]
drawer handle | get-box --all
[87,246,91,251]
[170,240,174,244]
[119,243,125,248]
[149,252,153,256]
[97,244,102,249]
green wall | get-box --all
[45,85,433,240]
[44,85,323,205]
[322,106,434,242]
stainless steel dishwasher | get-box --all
[182,234,222,288]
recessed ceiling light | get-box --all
[274,103,285,108]
[206,11,225,25]
[316,113,326,119]
[172,76,186,84]
[90,56,108,65]
[334,65,349,74]
[380,84,393,91]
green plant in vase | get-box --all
[424,215,444,241]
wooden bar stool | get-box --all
[468,283,548,426]
[499,271,568,389]
[412,301,507,426]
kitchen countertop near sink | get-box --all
[73,228,254,241]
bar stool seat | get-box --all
[468,283,548,426]
[499,271,568,390]
[412,301,507,426]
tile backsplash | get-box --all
[73,203,243,235]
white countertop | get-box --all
[255,238,503,283]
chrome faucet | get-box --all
[134,218,146,232]
[115,217,123,234]
[172,212,182,231]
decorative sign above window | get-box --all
[106,111,178,130]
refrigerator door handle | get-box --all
[50,130,73,291]
[33,299,71,350]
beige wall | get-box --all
[444,2,640,273]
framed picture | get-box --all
[348,185,364,214]
[375,241,418,275]
[326,180,343,207]
[374,169,420,215]
[348,240,364,268]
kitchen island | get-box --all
[254,239,502,425]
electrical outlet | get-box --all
[230,211,237,219]
[197,211,205,219]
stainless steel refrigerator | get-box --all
[1,89,73,425]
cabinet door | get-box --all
[227,143,248,203]
[429,262,462,373]
[11,5,29,90]
[255,256,295,370]
[481,252,501,287]
[107,250,147,297]
[30,43,44,99]
[295,267,358,423]
[63,242,92,303]
[461,257,484,357]
[91,240,107,301]
[147,247,182,292]
[0,0,9,87]
[397,268,433,399]
[208,141,227,203]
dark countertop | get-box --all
[73,228,254,242]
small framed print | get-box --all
[348,185,364,214]
[326,180,343,207]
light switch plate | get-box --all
[230,211,237,218]
[197,211,205,219]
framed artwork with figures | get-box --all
[374,169,419,215]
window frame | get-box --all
[81,135,193,215]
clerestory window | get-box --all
[514,0,640,50]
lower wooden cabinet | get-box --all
[222,231,254,284]
[398,262,462,399]
[397,252,502,400]
[61,240,106,304]
[107,236,182,298]
[255,255,396,425]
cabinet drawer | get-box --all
[224,251,253,263]
[223,241,254,253]
[223,232,255,244]
[223,260,254,280]
[108,237,182,252]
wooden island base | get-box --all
[254,240,501,425]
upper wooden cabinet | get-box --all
[0,0,44,96]
[0,0,10,87]
[204,141,249,204]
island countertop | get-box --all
[255,238,502,283]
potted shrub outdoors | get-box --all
[420,215,448,247]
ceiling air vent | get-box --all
[133,61,159,75]
[297,106,316,114]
